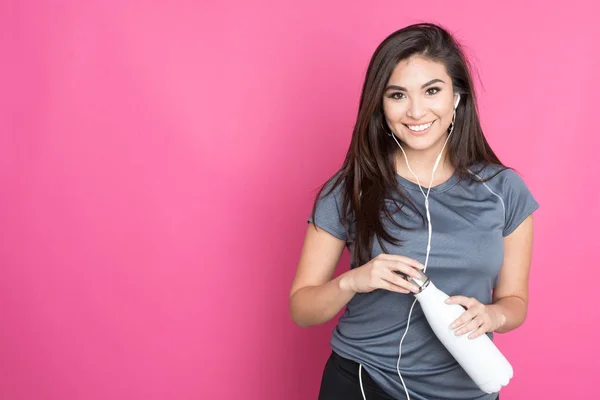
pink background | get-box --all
[1,1,599,399]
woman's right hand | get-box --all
[340,254,425,294]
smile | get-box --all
[404,121,434,132]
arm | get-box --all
[289,223,354,328]
[488,213,535,333]
[289,223,424,328]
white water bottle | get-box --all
[407,270,513,393]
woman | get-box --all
[289,23,539,400]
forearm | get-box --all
[290,272,356,328]
[489,295,528,333]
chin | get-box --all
[396,131,445,151]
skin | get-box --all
[383,55,458,186]
[289,56,533,340]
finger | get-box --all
[455,318,482,336]
[450,309,475,329]
[390,274,421,293]
[445,295,471,306]
[382,275,419,293]
[468,324,489,339]
[388,261,424,279]
[381,280,411,294]
[379,254,425,270]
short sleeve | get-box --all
[501,169,540,237]
[307,178,348,241]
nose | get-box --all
[406,97,426,120]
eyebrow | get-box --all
[385,79,446,92]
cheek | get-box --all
[383,102,407,122]
[431,104,454,122]
[430,97,455,119]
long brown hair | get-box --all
[311,23,508,268]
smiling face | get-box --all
[382,55,458,154]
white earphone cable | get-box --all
[359,364,366,399]
[359,100,458,400]
[391,115,454,400]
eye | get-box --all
[426,87,441,95]
[388,92,406,100]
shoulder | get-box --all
[314,170,345,203]
[307,169,350,241]
[466,162,528,189]
[467,162,506,180]
[467,162,539,236]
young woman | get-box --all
[289,23,539,400]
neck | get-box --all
[394,142,454,184]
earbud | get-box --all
[454,94,461,110]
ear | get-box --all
[454,94,461,110]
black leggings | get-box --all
[318,351,394,400]
[318,351,500,400]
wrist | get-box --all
[338,271,356,295]
[487,304,508,332]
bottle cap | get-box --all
[406,269,431,293]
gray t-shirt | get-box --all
[307,162,540,400]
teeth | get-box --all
[407,121,433,132]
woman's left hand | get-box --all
[445,296,507,339]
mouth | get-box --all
[403,120,435,136]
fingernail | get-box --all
[445,299,450,303]
[412,285,420,292]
